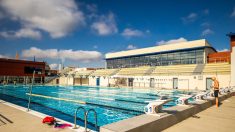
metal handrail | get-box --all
[85,109,98,132]
[73,106,86,129]
[27,70,35,111]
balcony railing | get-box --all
[207,57,230,64]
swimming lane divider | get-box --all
[26,93,86,104]
[26,93,144,114]
[53,92,150,106]
[115,99,148,104]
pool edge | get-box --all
[100,92,235,132]
[0,99,94,132]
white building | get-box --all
[54,37,235,91]
[88,39,232,90]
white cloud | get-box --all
[231,7,235,17]
[201,22,210,27]
[93,45,98,49]
[156,37,188,45]
[22,47,58,59]
[202,28,214,36]
[0,0,85,38]
[217,48,229,52]
[22,47,102,62]
[58,50,102,62]
[91,12,118,36]
[86,4,97,13]
[49,63,59,70]
[182,13,197,23]
[203,9,209,15]
[121,28,144,38]
[127,44,137,50]
[146,30,151,33]
[0,54,10,58]
[0,28,41,39]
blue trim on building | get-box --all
[105,46,216,60]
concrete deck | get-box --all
[164,96,235,132]
[1,94,234,132]
[0,100,73,132]
[100,93,234,132]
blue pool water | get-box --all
[0,85,189,131]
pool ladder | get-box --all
[27,70,35,112]
[73,106,98,132]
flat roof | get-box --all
[106,39,212,59]
[0,58,45,65]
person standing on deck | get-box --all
[211,77,219,107]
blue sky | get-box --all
[0,0,235,69]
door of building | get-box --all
[56,79,59,84]
[150,78,155,88]
[128,78,134,87]
[173,78,178,89]
[96,77,100,86]
[206,78,213,90]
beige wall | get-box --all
[89,77,97,86]
[67,76,74,85]
[58,76,74,85]
[74,78,89,85]
[122,74,230,90]
[58,67,231,90]
[59,76,67,85]
[74,78,81,85]
[47,77,59,85]
[89,77,115,87]
[203,74,231,89]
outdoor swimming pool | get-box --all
[0,85,190,131]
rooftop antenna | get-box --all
[15,51,19,60]
[33,56,35,62]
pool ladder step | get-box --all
[73,106,98,132]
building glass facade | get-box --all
[106,49,205,69]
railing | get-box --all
[44,76,59,84]
[73,106,86,129]
[73,106,98,132]
[85,109,98,132]
[207,57,230,64]
[27,70,35,111]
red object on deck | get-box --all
[42,116,55,124]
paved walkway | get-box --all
[0,100,72,132]
[164,96,235,132]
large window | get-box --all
[106,49,205,69]
[24,66,43,74]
